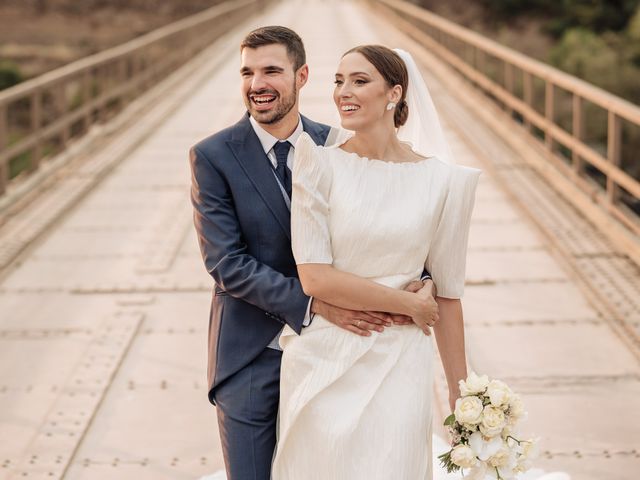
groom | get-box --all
[190,26,435,480]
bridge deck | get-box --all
[0,1,638,479]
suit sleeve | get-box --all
[189,145,309,334]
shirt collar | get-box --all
[249,114,304,154]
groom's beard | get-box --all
[246,83,297,125]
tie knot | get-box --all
[273,141,291,166]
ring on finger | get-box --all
[356,319,362,328]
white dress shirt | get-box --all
[249,115,314,351]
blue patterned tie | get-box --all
[272,141,292,198]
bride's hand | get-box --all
[409,285,439,335]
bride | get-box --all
[204,46,569,480]
[271,44,478,479]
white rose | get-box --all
[514,438,539,473]
[454,396,484,425]
[502,422,519,438]
[450,444,477,469]
[486,379,512,408]
[508,394,526,420]
[489,446,518,480]
[515,454,532,473]
[468,431,502,461]
[504,410,520,436]
[480,405,506,437]
[487,443,510,467]
[495,466,517,480]
[464,464,488,480]
[459,371,490,396]
[519,438,540,460]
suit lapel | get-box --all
[227,114,292,239]
[226,114,331,241]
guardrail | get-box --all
[373,0,640,240]
[0,0,262,196]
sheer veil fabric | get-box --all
[394,48,454,165]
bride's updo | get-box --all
[342,45,409,128]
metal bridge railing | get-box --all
[374,0,640,243]
[0,0,262,197]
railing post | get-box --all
[30,89,43,172]
[572,94,584,175]
[83,70,92,133]
[117,58,127,111]
[97,64,108,123]
[57,82,70,148]
[504,63,514,116]
[123,57,133,101]
[464,43,472,67]
[523,72,532,132]
[136,54,146,94]
[137,53,147,94]
[545,81,554,151]
[475,47,485,76]
[607,111,622,204]
[0,104,7,195]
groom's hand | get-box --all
[311,299,391,337]
[404,279,436,296]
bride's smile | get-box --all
[339,102,360,113]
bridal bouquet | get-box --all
[438,372,539,479]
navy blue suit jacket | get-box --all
[190,112,331,404]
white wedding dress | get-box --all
[201,132,570,480]
[274,132,479,479]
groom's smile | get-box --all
[249,91,278,110]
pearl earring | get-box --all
[386,102,396,111]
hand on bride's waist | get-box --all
[310,298,389,338]
[310,279,437,338]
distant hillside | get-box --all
[413,0,640,105]
[1,0,218,16]
[0,0,222,89]
[413,0,640,187]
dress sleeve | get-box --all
[426,164,481,299]
[291,132,334,265]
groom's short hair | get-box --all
[240,26,306,71]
